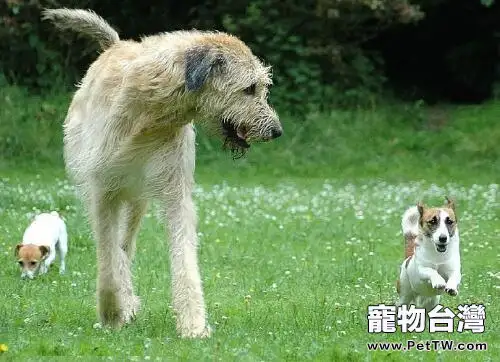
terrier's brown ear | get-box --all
[416,201,425,226]
[15,244,22,257]
[39,245,50,258]
[445,196,456,212]
[185,46,224,91]
[445,196,457,221]
[417,201,425,217]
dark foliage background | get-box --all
[1,0,499,114]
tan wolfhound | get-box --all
[42,8,282,338]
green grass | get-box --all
[0,86,499,360]
[2,85,500,184]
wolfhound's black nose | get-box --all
[438,235,448,243]
[271,127,282,139]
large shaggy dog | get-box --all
[42,8,282,337]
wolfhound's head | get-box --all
[184,33,282,158]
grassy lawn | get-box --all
[0,87,499,360]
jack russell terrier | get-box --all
[396,197,461,311]
[15,211,68,279]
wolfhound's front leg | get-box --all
[164,176,210,338]
[90,191,139,327]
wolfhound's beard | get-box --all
[221,119,250,159]
[222,138,247,159]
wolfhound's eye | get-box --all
[244,83,256,95]
[445,217,454,225]
[428,217,438,225]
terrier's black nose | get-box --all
[271,127,282,139]
[438,235,448,243]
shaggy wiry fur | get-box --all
[42,8,282,338]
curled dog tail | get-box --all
[42,8,119,50]
[49,210,67,223]
[401,205,420,259]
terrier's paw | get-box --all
[431,280,446,291]
[445,287,458,296]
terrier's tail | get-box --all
[42,8,119,50]
[401,205,420,259]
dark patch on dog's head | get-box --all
[443,197,458,237]
[417,201,440,237]
[422,213,439,237]
[445,216,456,237]
[185,46,225,92]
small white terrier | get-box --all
[15,211,68,279]
[396,197,461,311]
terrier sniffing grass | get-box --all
[42,8,282,337]
[396,197,461,311]
[15,211,68,279]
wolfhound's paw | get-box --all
[98,290,140,328]
[178,322,212,339]
[97,289,123,328]
[121,294,141,324]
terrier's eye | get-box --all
[18,261,23,267]
[29,261,37,267]
[428,217,438,225]
[445,218,454,225]
[244,83,256,96]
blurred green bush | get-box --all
[0,0,424,114]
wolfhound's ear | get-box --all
[417,201,425,217]
[445,196,456,212]
[185,46,224,91]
